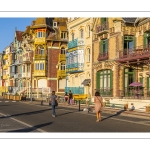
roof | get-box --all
[122,18,137,23]
[23,26,30,35]
[16,30,24,41]
[81,79,91,86]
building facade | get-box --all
[66,17,93,99]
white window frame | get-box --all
[87,48,90,62]
[53,22,57,27]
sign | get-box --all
[42,87,51,94]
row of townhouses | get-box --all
[1,17,150,101]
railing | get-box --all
[34,54,47,59]
[97,52,108,61]
[96,22,109,34]
[14,73,22,78]
[96,88,113,97]
[3,64,8,70]
[58,54,66,62]
[57,70,66,78]
[33,70,46,76]
[10,72,15,78]
[65,87,84,94]
[22,72,31,78]
[66,63,84,69]
[68,38,84,49]
[15,60,22,65]
[117,45,150,61]
[23,57,31,63]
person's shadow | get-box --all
[101,110,126,121]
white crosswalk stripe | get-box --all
[5,101,9,102]
[12,101,16,102]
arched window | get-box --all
[80,29,83,38]
[87,48,90,62]
[36,45,44,55]
[88,25,90,37]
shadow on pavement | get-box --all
[102,110,126,121]
[8,122,53,132]
[0,108,51,119]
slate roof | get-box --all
[122,18,137,23]
[16,30,24,41]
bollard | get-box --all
[79,100,81,111]
[146,106,149,113]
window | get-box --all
[88,25,90,37]
[37,32,43,38]
[40,63,44,70]
[61,64,66,70]
[124,36,134,50]
[72,33,74,40]
[23,65,25,73]
[61,48,65,54]
[96,70,112,96]
[61,32,67,39]
[27,64,30,72]
[80,29,83,38]
[100,39,108,54]
[53,22,57,27]
[87,48,90,62]
[35,63,44,70]
[35,64,39,70]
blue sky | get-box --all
[0,18,36,52]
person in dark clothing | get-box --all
[68,90,74,105]
[50,91,58,117]
[64,92,69,102]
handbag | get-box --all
[55,100,58,106]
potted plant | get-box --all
[13,93,21,100]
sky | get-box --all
[0,18,36,52]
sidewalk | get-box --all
[20,100,150,119]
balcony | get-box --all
[34,54,47,60]
[34,37,45,44]
[68,38,84,49]
[66,63,84,73]
[22,72,31,78]
[58,54,66,62]
[33,70,46,76]
[0,86,8,92]
[15,60,22,65]
[23,57,31,63]
[117,45,150,63]
[3,54,8,60]
[14,73,22,79]
[10,72,15,78]
[65,87,84,94]
[3,75,9,79]
[57,70,66,79]
[3,64,8,70]
[96,22,109,35]
[97,52,108,61]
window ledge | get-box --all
[86,36,90,39]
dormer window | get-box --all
[53,22,57,27]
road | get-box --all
[0,99,150,132]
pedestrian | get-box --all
[68,90,74,105]
[64,92,69,104]
[49,91,58,117]
[94,91,103,122]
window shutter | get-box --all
[100,41,103,53]
[96,71,100,90]
[105,39,108,53]
[122,36,124,50]
[134,36,136,49]
[144,33,147,48]
[147,77,149,90]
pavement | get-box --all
[19,100,150,119]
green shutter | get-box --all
[105,39,108,53]
[140,77,143,84]
[147,77,150,89]
[96,71,100,90]
[100,41,103,53]
[134,36,136,49]
[122,36,124,50]
[144,33,147,48]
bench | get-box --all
[104,102,128,110]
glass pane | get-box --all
[100,76,103,88]
[129,41,133,49]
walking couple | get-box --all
[64,90,74,105]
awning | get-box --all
[81,79,91,86]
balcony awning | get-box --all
[81,79,91,86]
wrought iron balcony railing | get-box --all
[68,38,84,49]
[65,87,84,94]
[97,52,108,61]
[96,22,109,34]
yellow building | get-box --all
[92,17,150,99]
[66,17,93,100]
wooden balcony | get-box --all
[34,37,45,44]
[96,23,109,35]
[97,52,108,61]
[58,54,66,62]
[14,73,22,79]
[0,86,8,92]
[34,54,47,60]
[33,70,46,76]
[3,54,8,60]
[57,70,66,79]
[117,45,150,63]
[3,75,9,79]
[3,64,8,70]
